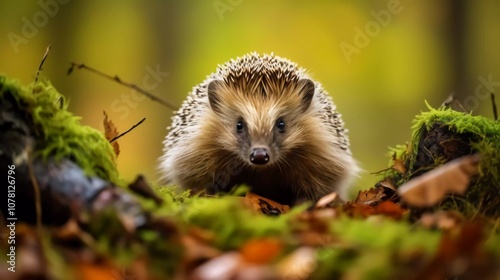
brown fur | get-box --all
[159,53,358,205]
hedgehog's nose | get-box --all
[250,147,270,165]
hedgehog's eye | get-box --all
[276,118,285,133]
[236,120,244,133]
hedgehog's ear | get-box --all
[207,79,225,114]
[298,79,315,112]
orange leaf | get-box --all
[103,111,120,157]
[76,263,118,280]
[373,201,407,219]
[398,154,480,207]
[354,187,386,205]
[343,202,375,218]
[240,238,283,264]
[243,192,289,215]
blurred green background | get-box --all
[1,0,499,197]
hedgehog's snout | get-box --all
[250,147,270,165]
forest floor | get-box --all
[0,75,499,280]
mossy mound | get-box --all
[0,76,120,184]
[384,102,500,216]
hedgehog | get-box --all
[159,53,359,206]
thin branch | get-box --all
[35,45,51,83]
[491,93,498,121]
[68,62,177,110]
[110,117,146,143]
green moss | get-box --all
[332,217,441,253]
[0,76,120,184]
[311,217,441,279]
[150,185,305,250]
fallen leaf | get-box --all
[375,179,398,200]
[103,110,120,157]
[296,232,335,247]
[297,208,336,233]
[392,152,407,174]
[398,154,480,207]
[372,201,407,220]
[343,202,375,218]
[243,192,289,215]
[240,238,283,264]
[354,187,386,206]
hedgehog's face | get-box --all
[207,78,315,168]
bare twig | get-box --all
[440,93,468,112]
[35,45,51,83]
[110,117,146,143]
[68,62,177,110]
[491,93,498,121]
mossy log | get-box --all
[381,103,500,216]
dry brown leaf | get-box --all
[296,208,336,233]
[391,152,407,174]
[398,154,480,207]
[240,238,283,265]
[375,179,398,200]
[354,187,386,205]
[343,202,375,218]
[296,232,335,247]
[372,201,407,220]
[243,192,290,215]
[103,110,120,157]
